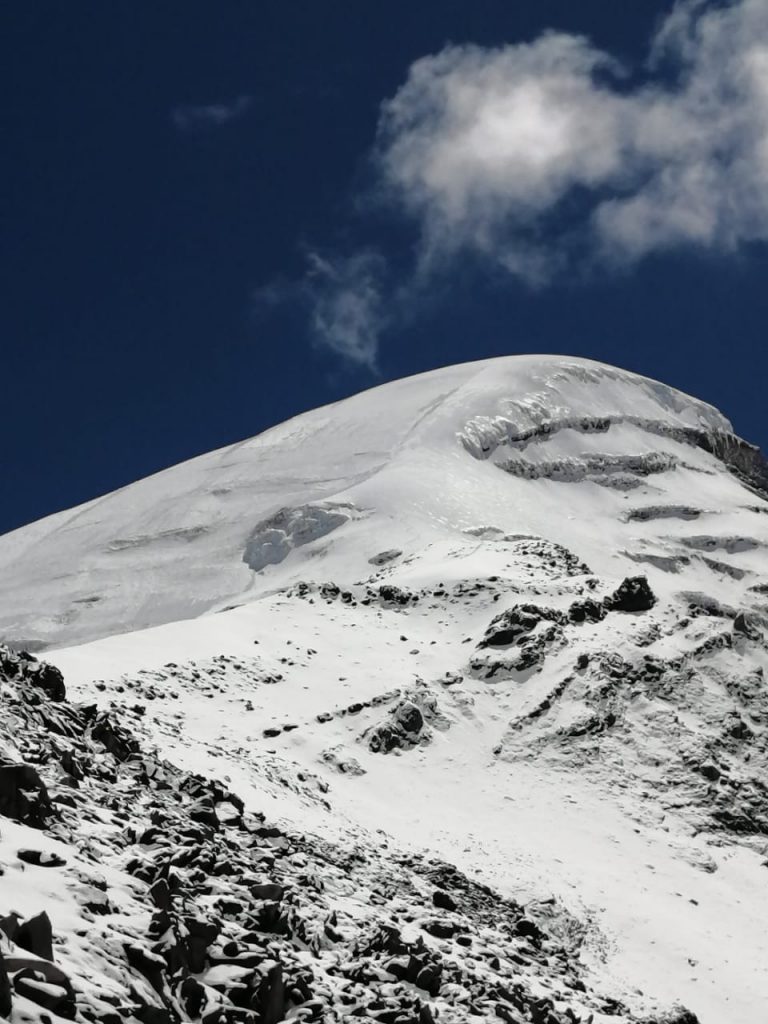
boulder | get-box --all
[183,916,221,973]
[0,913,21,941]
[481,607,541,647]
[568,598,606,624]
[422,920,459,939]
[415,962,442,997]
[0,952,11,1018]
[28,661,66,702]
[149,878,171,910]
[250,882,284,901]
[432,890,457,912]
[0,762,54,827]
[658,1010,701,1024]
[179,977,209,1018]
[734,611,763,640]
[90,711,140,762]
[253,962,285,1024]
[378,585,414,606]
[603,576,657,613]
[15,911,54,961]
[124,944,167,994]
[394,701,424,735]
[13,964,75,1019]
[17,848,67,868]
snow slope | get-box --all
[0,354,761,651]
[3,355,768,1024]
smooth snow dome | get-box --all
[0,355,742,650]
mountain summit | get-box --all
[1,356,768,1024]
[1,355,765,650]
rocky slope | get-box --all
[0,647,698,1024]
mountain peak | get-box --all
[0,355,762,650]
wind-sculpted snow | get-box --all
[463,413,768,499]
[456,358,733,461]
[5,355,768,1022]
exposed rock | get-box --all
[603,576,657,613]
[0,648,66,700]
[472,606,565,680]
[13,963,76,1019]
[149,878,172,910]
[90,710,141,761]
[568,598,607,624]
[321,747,366,775]
[17,848,67,867]
[15,911,54,961]
[625,505,703,522]
[251,882,284,901]
[0,763,54,828]
[378,584,417,607]
[253,962,285,1024]
[179,976,207,1018]
[432,889,457,912]
[363,687,449,754]
[655,1009,701,1024]
[681,592,735,618]
[0,951,11,1018]
[184,916,220,973]
[734,610,764,640]
[369,549,402,566]
[480,605,564,648]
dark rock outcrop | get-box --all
[480,605,564,648]
[603,576,657,613]
[15,911,54,961]
[0,952,11,1019]
[0,763,54,828]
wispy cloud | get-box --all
[254,251,386,372]
[303,252,385,371]
[374,0,768,281]
[172,95,252,131]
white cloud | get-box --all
[172,95,252,131]
[374,0,768,279]
[304,252,385,371]
[262,1,768,369]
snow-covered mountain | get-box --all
[2,355,768,1024]
[3,353,766,652]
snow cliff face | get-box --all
[2,355,768,1024]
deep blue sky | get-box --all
[3,2,767,535]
